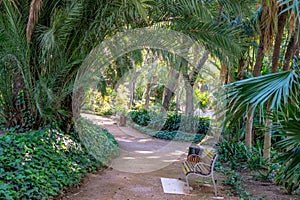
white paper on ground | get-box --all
[160,177,187,195]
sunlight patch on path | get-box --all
[110,140,189,173]
[81,113,191,173]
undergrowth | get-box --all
[0,121,118,200]
[128,121,204,143]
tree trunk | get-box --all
[245,23,266,150]
[143,83,151,110]
[161,68,179,112]
[176,87,183,112]
[129,67,140,109]
[262,9,289,159]
[220,62,228,85]
[283,21,299,71]
[253,35,265,77]
[182,51,208,116]
[237,57,245,80]
[272,6,287,73]
[185,83,194,116]
[190,51,209,86]
[143,75,157,110]
[245,108,254,149]
[263,118,272,160]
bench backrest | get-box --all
[187,148,217,175]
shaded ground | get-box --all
[61,114,298,200]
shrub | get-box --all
[162,112,181,131]
[0,125,118,199]
[129,110,210,134]
[217,139,266,170]
[129,122,205,143]
[196,117,210,134]
[76,118,119,165]
[127,109,150,126]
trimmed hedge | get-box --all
[0,124,118,199]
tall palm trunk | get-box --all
[129,63,140,109]
[283,21,299,71]
[220,62,228,85]
[253,35,265,77]
[245,0,277,150]
[245,34,265,149]
[271,6,287,73]
[263,5,288,160]
[237,57,246,80]
[245,108,254,149]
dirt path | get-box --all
[62,114,298,200]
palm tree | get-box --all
[223,68,300,193]
[274,103,300,194]
[0,0,155,131]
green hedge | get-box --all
[127,110,210,134]
[127,109,150,126]
[129,122,204,143]
[0,124,118,200]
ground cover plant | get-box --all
[0,123,118,200]
[216,138,268,199]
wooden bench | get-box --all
[182,147,218,196]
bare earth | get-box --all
[61,114,298,200]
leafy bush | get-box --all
[129,122,204,143]
[0,126,118,199]
[76,118,119,165]
[162,112,181,131]
[196,117,210,134]
[127,109,150,126]
[128,110,210,134]
[82,88,115,116]
[154,130,177,140]
[127,110,210,143]
[217,139,266,170]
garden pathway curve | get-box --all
[63,114,218,200]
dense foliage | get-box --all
[127,109,151,126]
[0,0,299,197]
[217,139,266,170]
[0,126,118,199]
[128,110,210,134]
[127,109,209,143]
[129,122,204,143]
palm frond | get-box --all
[273,105,300,193]
[171,19,244,57]
[132,0,154,22]
[224,70,299,123]
[218,0,256,16]
[278,0,300,25]
[177,0,213,21]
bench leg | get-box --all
[211,173,217,196]
[186,174,191,193]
